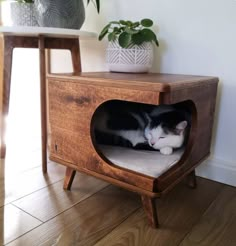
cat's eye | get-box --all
[160,136,165,139]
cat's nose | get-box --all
[150,140,155,146]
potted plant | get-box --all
[99,18,159,73]
[9,0,38,26]
[34,0,100,29]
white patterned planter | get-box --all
[106,41,154,73]
[11,2,38,26]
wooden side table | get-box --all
[47,72,218,227]
[0,26,96,172]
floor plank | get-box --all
[7,186,140,246]
[0,204,42,245]
[5,149,41,173]
[12,173,108,222]
[179,186,236,246]
[94,178,224,246]
[0,161,65,207]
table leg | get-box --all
[63,167,76,190]
[0,36,13,159]
[70,39,81,75]
[141,195,159,228]
[185,169,197,189]
[44,37,81,184]
[39,36,47,173]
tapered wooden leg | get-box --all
[0,36,13,159]
[63,167,76,190]
[141,195,159,228]
[185,170,197,189]
[39,36,47,173]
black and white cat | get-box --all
[94,101,190,155]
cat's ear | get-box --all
[176,121,188,134]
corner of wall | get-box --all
[196,158,236,187]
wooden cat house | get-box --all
[47,72,218,228]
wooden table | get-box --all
[0,26,96,172]
[47,72,218,227]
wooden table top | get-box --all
[0,26,97,39]
[48,72,219,92]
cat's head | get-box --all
[144,111,189,150]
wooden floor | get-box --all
[1,83,236,246]
[1,141,236,246]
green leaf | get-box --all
[153,35,159,46]
[119,20,127,25]
[95,0,100,13]
[98,23,110,41]
[126,21,133,26]
[120,26,125,32]
[145,29,159,46]
[132,33,145,45]
[118,32,132,48]
[140,29,159,46]
[113,27,119,32]
[108,32,117,42]
[140,28,156,42]
[141,19,153,27]
[87,0,100,13]
[124,27,139,35]
[132,22,140,28]
[109,21,120,25]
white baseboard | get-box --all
[196,158,236,187]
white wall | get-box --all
[3,0,236,186]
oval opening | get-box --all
[90,100,196,178]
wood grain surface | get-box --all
[0,161,65,207]
[180,186,236,246]
[7,186,140,246]
[94,178,223,246]
[48,72,218,92]
[48,80,158,191]
[1,145,235,246]
[12,173,108,222]
[0,204,42,245]
[0,35,13,158]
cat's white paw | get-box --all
[160,147,173,155]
